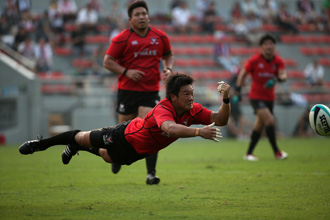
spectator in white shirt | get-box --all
[258,0,278,24]
[34,37,53,72]
[245,12,264,45]
[17,0,31,13]
[76,3,98,33]
[304,59,324,86]
[240,0,259,17]
[49,0,64,32]
[172,1,191,34]
[195,0,211,22]
[19,10,34,32]
[48,0,65,46]
[17,35,35,59]
[58,0,77,22]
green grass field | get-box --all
[1,137,329,220]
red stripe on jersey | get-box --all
[245,54,285,101]
[106,26,172,92]
[124,98,212,154]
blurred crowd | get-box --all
[0,0,329,75]
[0,0,127,73]
[169,0,329,37]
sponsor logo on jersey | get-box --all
[103,134,113,145]
[150,37,159,45]
[258,72,274,78]
[134,48,157,58]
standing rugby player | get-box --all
[102,1,175,184]
[235,34,288,161]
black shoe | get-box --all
[19,135,43,155]
[62,144,79,165]
[111,164,121,174]
[146,174,160,185]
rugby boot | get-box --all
[62,144,79,165]
[244,154,259,161]
[111,164,121,174]
[146,173,160,185]
[275,151,288,160]
[19,135,43,155]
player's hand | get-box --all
[163,69,174,83]
[199,122,222,142]
[217,81,230,98]
[126,69,145,82]
[265,78,276,88]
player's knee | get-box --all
[264,116,275,126]
[75,131,90,146]
[74,132,83,145]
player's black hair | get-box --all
[127,1,149,18]
[259,34,276,46]
[166,74,194,101]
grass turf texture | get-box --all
[0,137,329,220]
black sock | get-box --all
[39,130,80,150]
[265,125,279,153]
[247,130,261,154]
[146,152,158,175]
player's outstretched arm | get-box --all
[210,81,231,126]
[161,121,221,142]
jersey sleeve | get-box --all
[277,56,286,70]
[162,34,172,57]
[153,105,175,128]
[244,56,255,73]
[191,103,212,125]
[153,27,172,57]
[105,34,125,59]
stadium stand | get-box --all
[281,35,330,43]
[54,47,72,56]
[319,58,330,66]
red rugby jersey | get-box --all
[124,98,212,154]
[244,53,285,101]
[106,26,172,92]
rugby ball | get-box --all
[309,104,330,136]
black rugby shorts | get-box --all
[250,99,274,114]
[90,121,147,165]
[116,90,160,115]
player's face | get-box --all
[129,7,150,32]
[176,84,194,112]
[261,40,275,58]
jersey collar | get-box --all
[129,27,151,37]
[260,53,275,63]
